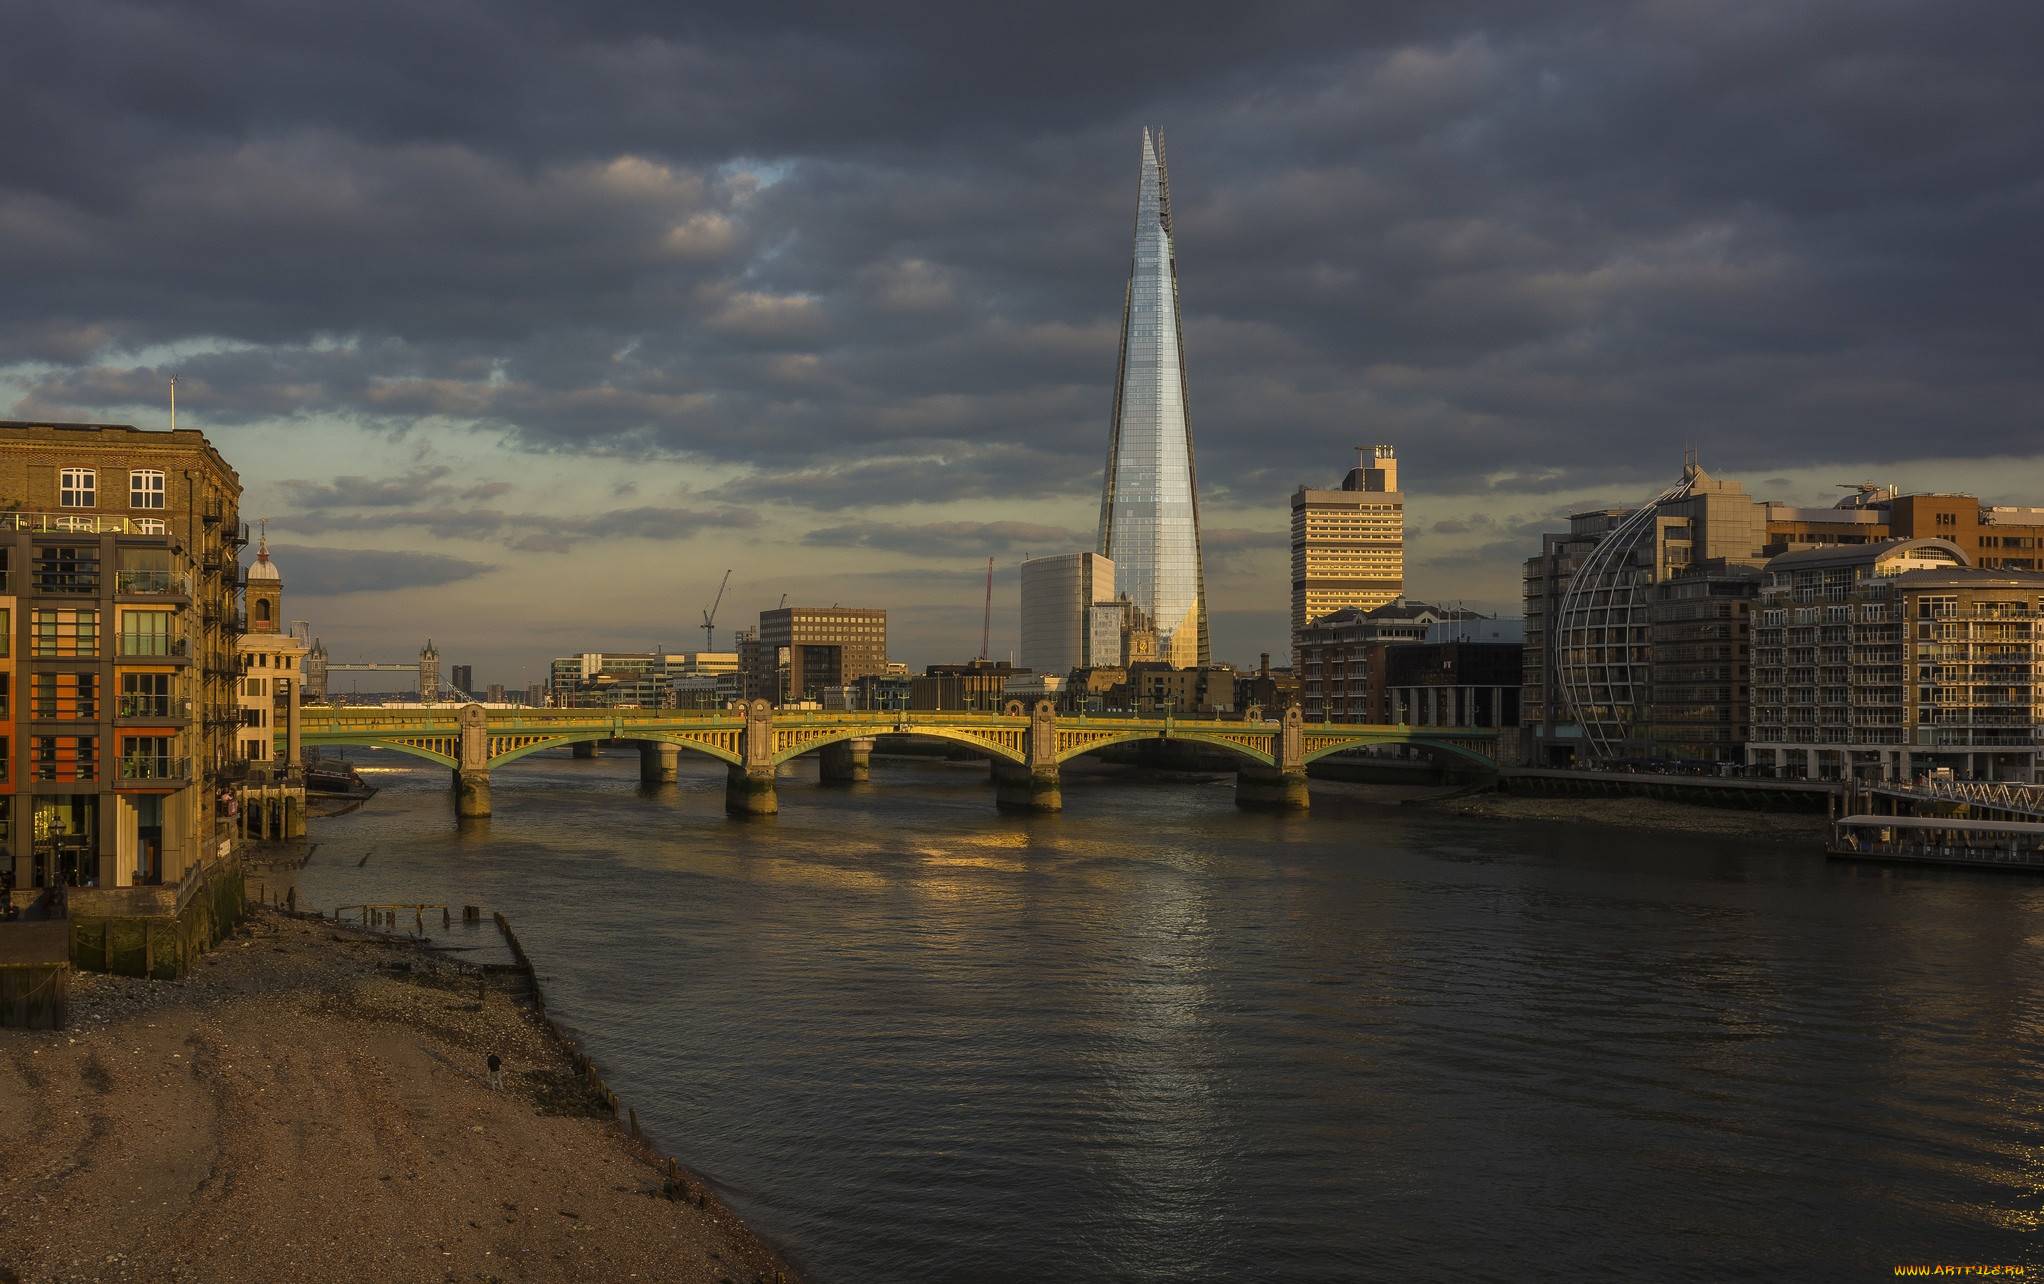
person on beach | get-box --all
[488,1053,503,1090]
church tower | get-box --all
[245,530,283,633]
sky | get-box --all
[2,1,2040,686]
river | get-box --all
[288,748,2044,1282]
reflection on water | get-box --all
[295,749,2044,1282]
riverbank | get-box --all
[1416,788,1831,842]
[0,910,793,1284]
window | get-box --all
[32,673,96,721]
[32,735,96,783]
[32,609,98,657]
[120,735,178,780]
[129,469,165,509]
[120,610,173,656]
[59,468,95,508]
[120,672,174,719]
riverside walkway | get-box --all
[295,702,1499,816]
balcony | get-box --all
[0,512,169,536]
[118,634,191,658]
[115,570,191,597]
[118,695,191,720]
[119,756,190,782]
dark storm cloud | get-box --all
[3,0,2041,514]
[272,499,760,550]
[267,544,493,596]
[805,520,1076,559]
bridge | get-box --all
[295,701,1500,817]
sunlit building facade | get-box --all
[1097,127,1209,669]
[1290,445,1405,661]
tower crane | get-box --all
[700,569,732,651]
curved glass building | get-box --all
[1098,127,1210,668]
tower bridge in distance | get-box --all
[292,702,1499,817]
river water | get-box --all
[289,749,2044,1282]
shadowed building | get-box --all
[1097,127,1209,669]
[1019,553,1115,674]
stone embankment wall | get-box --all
[67,855,246,978]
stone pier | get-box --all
[572,741,599,759]
[993,701,1062,813]
[725,699,779,816]
[819,737,873,784]
[1236,706,1310,810]
[455,703,491,817]
[638,741,680,785]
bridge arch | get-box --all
[1051,728,1278,768]
[776,725,1026,767]
[328,739,457,769]
[1299,733,1497,768]
[489,730,741,769]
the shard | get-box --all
[1098,127,1209,669]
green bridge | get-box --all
[296,701,1500,816]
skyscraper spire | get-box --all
[1098,127,1209,668]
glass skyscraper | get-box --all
[1098,127,1209,668]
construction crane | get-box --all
[700,569,731,651]
[979,557,993,661]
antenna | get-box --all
[700,569,731,651]
[169,374,178,432]
[980,557,993,661]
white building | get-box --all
[1020,553,1115,674]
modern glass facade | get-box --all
[1098,128,1209,669]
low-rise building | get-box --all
[912,660,1025,712]
[234,539,307,771]
[1296,599,1492,723]
[1383,642,1522,728]
[749,607,888,704]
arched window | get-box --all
[255,599,271,622]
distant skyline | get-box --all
[3,3,2039,684]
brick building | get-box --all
[0,421,242,891]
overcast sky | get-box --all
[3,1,2039,684]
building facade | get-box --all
[1296,600,1491,724]
[1097,127,1209,669]
[0,421,242,891]
[752,607,888,705]
[235,539,306,769]
[1749,538,2044,782]
[1646,565,1760,763]
[1382,642,1523,729]
[1290,445,1405,655]
[1019,553,1115,675]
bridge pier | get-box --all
[994,701,1063,813]
[993,761,1062,812]
[573,741,599,759]
[639,741,680,785]
[819,738,872,784]
[1237,706,1310,811]
[1235,764,1309,810]
[455,768,491,817]
[725,699,778,817]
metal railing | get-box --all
[115,570,191,595]
[0,512,169,535]
[118,695,189,719]
[118,634,190,658]
[119,755,190,781]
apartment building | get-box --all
[1748,537,2044,782]
[0,421,242,891]
[751,607,888,704]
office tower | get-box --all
[1097,127,1209,669]
[0,420,244,890]
[753,607,888,704]
[1290,445,1406,650]
[1020,553,1114,674]
[451,664,472,696]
